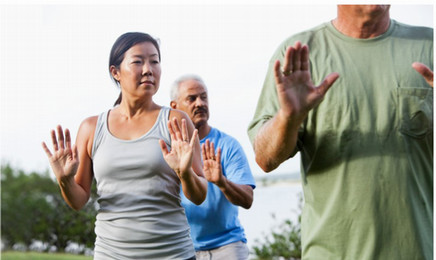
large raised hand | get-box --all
[160,118,199,180]
[42,125,79,182]
[254,41,339,172]
[201,140,224,186]
[274,41,339,125]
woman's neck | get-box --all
[117,98,158,119]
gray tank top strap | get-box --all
[153,106,171,146]
[91,110,109,159]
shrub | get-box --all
[251,193,302,260]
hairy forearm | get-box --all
[218,179,253,209]
[254,109,300,172]
[181,169,208,205]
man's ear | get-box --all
[110,65,120,82]
[170,101,177,109]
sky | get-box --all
[0,3,434,178]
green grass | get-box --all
[1,251,93,260]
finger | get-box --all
[167,121,176,142]
[317,72,340,96]
[189,129,199,148]
[412,62,433,87]
[274,60,283,85]
[210,142,216,160]
[216,147,221,163]
[50,129,58,151]
[181,118,188,141]
[412,62,433,77]
[159,139,169,156]
[41,142,53,157]
[171,118,183,141]
[301,45,309,71]
[65,128,72,150]
[282,46,294,75]
[201,143,207,160]
[205,141,212,160]
[292,41,302,71]
[205,139,212,159]
[57,125,65,149]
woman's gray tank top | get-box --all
[91,106,194,259]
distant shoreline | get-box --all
[254,172,301,187]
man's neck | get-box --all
[197,123,211,140]
[332,7,391,39]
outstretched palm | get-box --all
[275,41,339,124]
[42,125,79,182]
[160,118,198,179]
[202,140,224,186]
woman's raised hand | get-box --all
[159,118,199,179]
[42,125,79,182]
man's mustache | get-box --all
[194,107,208,114]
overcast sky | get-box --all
[0,3,433,177]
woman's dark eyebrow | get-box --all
[132,53,159,58]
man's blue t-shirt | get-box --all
[181,127,256,251]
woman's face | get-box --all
[112,42,161,100]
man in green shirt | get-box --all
[248,5,433,259]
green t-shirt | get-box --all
[248,20,433,259]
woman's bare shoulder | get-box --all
[76,115,100,155]
[168,108,189,121]
[79,115,99,133]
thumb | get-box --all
[317,72,340,95]
[412,62,433,87]
[274,60,283,86]
[72,144,79,163]
[159,139,169,156]
[190,129,199,148]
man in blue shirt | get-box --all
[170,75,256,260]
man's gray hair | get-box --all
[170,74,207,101]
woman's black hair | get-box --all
[109,32,161,106]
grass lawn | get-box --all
[1,251,93,260]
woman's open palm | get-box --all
[160,118,198,179]
[42,125,79,181]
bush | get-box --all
[251,193,302,260]
[1,163,97,254]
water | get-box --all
[239,181,303,249]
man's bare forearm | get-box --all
[254,109,300,172]
[218,179,253,209]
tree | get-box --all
[1,164,54,249]
[1,163,97,253]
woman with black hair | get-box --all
[42,32,207,259]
